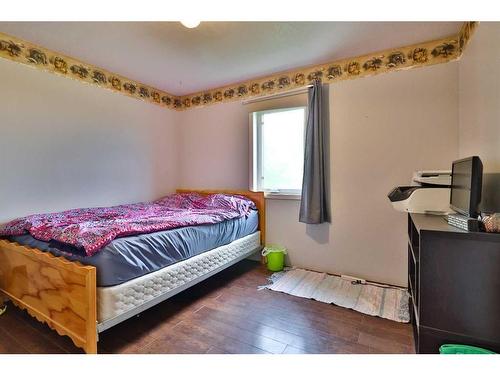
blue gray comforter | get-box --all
[9,210,258,287]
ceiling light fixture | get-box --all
[180,20,201,29]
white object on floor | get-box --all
[262,268,410,323]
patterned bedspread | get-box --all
[0,193,256,256]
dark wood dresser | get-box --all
[408,213,500,353]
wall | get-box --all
[178,62,459,286]
[178,93,308,189]
[458,22,500,172]
[0,58,179,223]
[0,38,463,286]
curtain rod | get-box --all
[242,85,312,105]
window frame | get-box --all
[249,106,307,198]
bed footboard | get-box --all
[0,239,97,354]
[0,290,8,304]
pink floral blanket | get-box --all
[0,193,256,256]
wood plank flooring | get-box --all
[0,260,415,354]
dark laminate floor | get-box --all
[0,260,415,354]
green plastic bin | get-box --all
[439,344,496,354]
[262,244,287,272]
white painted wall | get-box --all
[0,38,466,287]
[0,59,179,223]
[178,62,459,286]
[177,93,308,190]
[458,22,500,172]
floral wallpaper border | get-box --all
[0,22,477,111]
[0,31,178,109]
[179,22,478,110]
[457,21,478,55]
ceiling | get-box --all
[0,22,462,95]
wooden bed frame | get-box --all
[0,189,265,354]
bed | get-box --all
[0,189,265,354]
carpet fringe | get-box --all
[257,267,292,290]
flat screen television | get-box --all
[450,156,483,218]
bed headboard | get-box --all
[176,189,266,246]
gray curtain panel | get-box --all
[299,81,331,224]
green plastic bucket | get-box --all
[262,245,287,272]
[439,344,496,354]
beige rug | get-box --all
[262,268,410,323]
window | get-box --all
[250,106,307,197]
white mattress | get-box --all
[97,231,260,324]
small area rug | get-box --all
[262,268,410,323]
